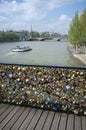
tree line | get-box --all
[68,8,86,53]
[0,30,50,42]
[30,31,51,38]
[0,31,20,42]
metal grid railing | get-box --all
[0,63,86,115]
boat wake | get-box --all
[0,51,17,57]
[5,52,16,56]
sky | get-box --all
[0,0,86,34]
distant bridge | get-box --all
[28,37,61,41]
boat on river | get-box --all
[11,46,32,52]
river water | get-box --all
[0,41,83,66]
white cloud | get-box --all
[0,0,83,33]
[0,0,76,18]
[47,0,81,10]
[48,0,67,9]
[0,16,8,22]
[12,0,16,4]
[46,14,71,34]
[0,16,9,30]
[0,1,17,14]
[59,14,68,21]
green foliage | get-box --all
[0,31,20,42]
[68,11,83,46]
[41,33,49,38]
[30,31,40,38]
[80,8,86,27]
[80,8,86,43]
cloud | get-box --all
[12,0,16,4]
[0,1,17,14]
[0,0,77,18]
[48,0,68,9]
[0,0,48,31]
[0,16,8,22]
[47,0,82,10]
[0,15,9,30]
[46,14,71,34]
[0,0,83,33]
[59,14,68,21]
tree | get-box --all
[30,31,40,38]
[80,8,86,43]
[0,31,20,42]
[41,33,49,38]
[68,11,83,50]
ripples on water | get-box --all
[0,41,84,66]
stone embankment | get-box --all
[68,45,86,66]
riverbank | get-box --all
[68,45,86,66]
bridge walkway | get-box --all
[0,103,86,130]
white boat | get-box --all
[11,46,32,52]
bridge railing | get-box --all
[0,63,86,116]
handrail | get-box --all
[0,63,86,116]
[0,62,86,69]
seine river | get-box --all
[0,41,83,66]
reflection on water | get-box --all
[0,41,84,66]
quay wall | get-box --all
[68,45,86,66]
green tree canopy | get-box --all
[80,8,86,43]
[30,31,40,38]
[0,31,20,42]
[68,11,83,46]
